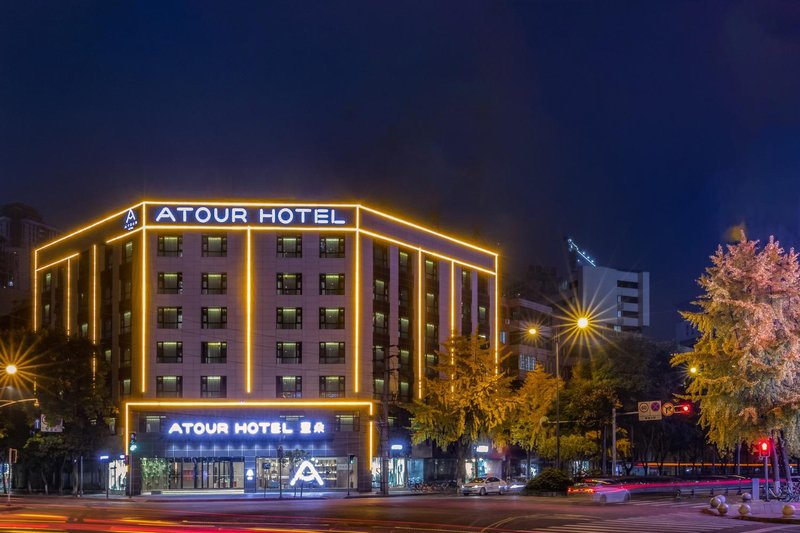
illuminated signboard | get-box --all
[150,205,353,227]
[289,460,324,487]
[123,209,139,231]
[167,420,325,436]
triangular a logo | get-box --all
[123,209,138,231]
[289,460,325,486]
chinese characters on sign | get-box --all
[167,420,326,436]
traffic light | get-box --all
[676,403,693,415]
[129,432,138,453]
[757,438,771,458]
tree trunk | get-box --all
[456,440,467,485]
[735,441,741,476]
[771,431,781,492]
[778,431,793,491]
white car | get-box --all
[568,480,631,504]
[461,476,507,495]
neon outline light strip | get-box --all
[354,207,361,393]
[141,225,148,393]
[35,253,80,272]
[246,227,252,394]
[36,202,145,252]
[66,258,71,335]
[417,250,423,399]
[494,256,499,373]
[32,250,37,330]
[92,245,97,383]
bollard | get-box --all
[783,505,795,517]
[710,496,722,508]
[739,503,751,516]
[718,495,726,503]
[718,503,729,515]
[742,492,752,502]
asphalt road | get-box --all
[0,493,793,533]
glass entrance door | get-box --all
[167,457,244,489]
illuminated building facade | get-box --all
[33,201,498,493]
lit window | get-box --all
[157,307,182,329]
[319,307,345,329]
[201,307,227,329]
[156,376,183,398]
[319,273,345,295]
[277,235,302,258]
[157,236,182,257]
[276,376,302,398]
[120,311,132,334]
[201,376,227,398]
[201,272,227,294]
[319,376,345,398]
[319,342,345,364]
[201,342,227,364]
[277,273,302,295]
[202,235,227,257]
[277,307,302,329]
[319,236,345,258]
[334,414,359,432]
[277,342,302,364]
[374,279,389,302]
[157,272,183,294]
[157,341,183,363]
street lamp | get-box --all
[4,364,17,375]
[528,316,591,470]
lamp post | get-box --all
[528,316,590,470]
[380,346,399,496]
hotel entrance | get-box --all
[167,457,245,490]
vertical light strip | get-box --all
[124,403,130,453]
[246,227,252,394]
[33,250,38,330]
[416,249,423,399]
[141,228,148,393]
[368,419,374,461]
[353,207,361,393]
[450,261,456,392]
[92,244,98,383]
[66,258,71,335]
[494,256,499,374]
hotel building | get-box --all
[33,201,498,493]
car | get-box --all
[504,477,528,493]
[461,476,507,495]
[567,480,631,504]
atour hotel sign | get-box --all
[149,205,353,227]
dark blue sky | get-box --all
[3,1,800,338]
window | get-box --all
[120,279,132,300]
[399,317,410,341]
[399,251,410,276]
[201,341,227,364]
[277,235,302,258]
[157,307,182,329]
[373,245,389,268]
[202,307,227,329]
[320,236,345,258]
[617,280,639,289]
[121,346,131,368]
[201,376,227,398]
[426,292,438,314]
[121,378,131,396]
[43,272,52,292]
[374,279,388,302]
[123,241,134,262]
[277,273,302,295]
[145,416,165,433]
[319,342,345,364]
[334,414,359,432]
[276,376,302,398]
[277,307,302,329]
[156,376,183,398]
[120,311,132,335]
[202,235,227,257]
[157,341,183,363]
[157,236,182,257]
[319,273,345,295]
[201,273,227,294]
[618,295,639,304]
[373,312,388,335]
[319,307,345,329]
[425,259,438,281]
[319,376,345,398]
[158,272,183,294]
[622,310,639,319]
[277,342,302,364]
[42,303,51,325]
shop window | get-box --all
[277,307,302,329]
[319,236,345,258]
[157,341,183,363]
[201,341,227,364]
[202,235,227,257]
[157,235,182,257]
[277,235,302,258]
[319,307,345,329]
[319,376,345,398]
[201,307,227,329]
[334,414,359,432]
[277,273,302,295]
[276,342,302,364]
[158,272,183,294]
[201,376,227,398]
[276,376,302,398]
[319,273,345,295]
[157,307,182,329]
[201,273,227,294]
[156,376,183,398]
[319,342,345,364]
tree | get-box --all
[673,237,800,488]
[407,335,515,483]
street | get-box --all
[0,493,792,533]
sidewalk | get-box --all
[701,496,800,525]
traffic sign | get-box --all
[661,402,675,417]
[638,400,662,421]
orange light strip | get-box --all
[36,202,145,252]
[32,250,38,330]
[417,250,423,399]
[106,226,143,244]
[92,244,97,384]
[35,252,80,272]
[140,227,148,393]
[450,262,455,391]
[359,205,497,257]
[359,229,495,275]
[369,420,374,460]
[494,256,500,373]
[354,207,361,393]
[66,258,71,336]
[145,225,356,232]
[246,227,252,394]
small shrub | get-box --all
[525,468,572,492]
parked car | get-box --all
[504,477,528,493]
[461,476,507,495]
[568,480,631,504]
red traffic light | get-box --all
[676,402,693,415]
[757,438,771,458]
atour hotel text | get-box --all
[151,205,351,226]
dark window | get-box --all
[277,307,302,329]
[277,342,302,364]
[156,376,183,398]
[201,376,227,398]
[425,259,438,281]
[319,376,345,398]
[201,273,227,294]
[319,273,345,295]
[276,376,302,398]
[374,279,389,302]
[120,279,132,300]
[157,236,182,257]
[121,346,132,368]
[618,280,639,289]
[619,295,639,304]
[320,236,345,258]
[201,307,227,329]
[399,251,410,277]
[426,292,438,314]
[334,414,359,432]
[123,241,134,263]
[319,342,345,364]
[201,341,227,364]
[319,307,345,329]
[42,303,51,325]
[43,272,52,291]
[202,235,227,257]
[622,310,640,319]
[156,341,183,363]
[157,307,182,329]
[120,311,132,335]
[277,273,302,295]
[157,272,183,294]
[373,244,389,268]
[277,235,302,258]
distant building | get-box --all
[0,203,58,327]
[501,296,553,379]
[568,264,650,333]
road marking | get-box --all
[537,513,734,533]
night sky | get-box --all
[3,1,800,339]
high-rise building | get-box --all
[33,200,499,494]
[568,264,650,333]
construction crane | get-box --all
[565,237,597,267]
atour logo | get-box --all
[123,209,139,231]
